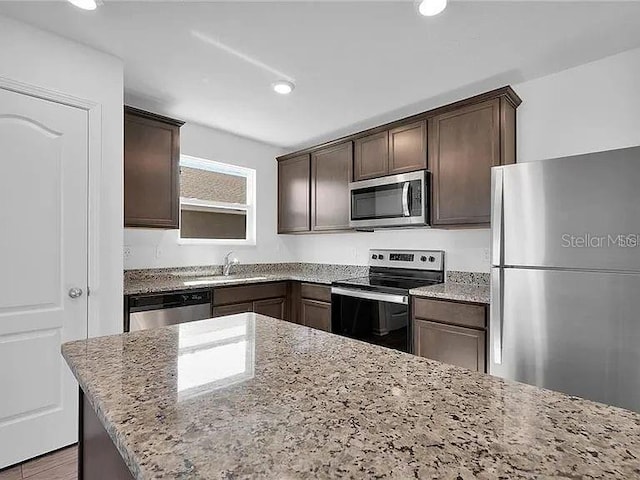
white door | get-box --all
[0,88,88,468]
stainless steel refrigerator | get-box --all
[490,146,640,412]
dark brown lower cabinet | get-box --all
[79,390,134,480]
[253,297,286,320]
[300,298,331,332]
[412,297,488,372]
[212,282,289,321]
[210,281,331,329]
[413,319,486,372]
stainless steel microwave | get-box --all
[349,170,430,229]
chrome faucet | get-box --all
[222,251,240,276]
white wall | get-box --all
[126,45,640,274]
[0,15,124,336]
[281,46,640,273]
[124,122,288,269]
[516,46,640,163]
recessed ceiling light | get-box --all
[418,0,447,16]
[67,0,97,10]
[272,80,295,95]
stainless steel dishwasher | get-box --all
[125,289,212,332]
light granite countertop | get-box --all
[124,263,367,296]
[63,313,640,479]
[409,282,491,304]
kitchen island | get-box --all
[63,313,640,479]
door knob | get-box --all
[68,288,83,299]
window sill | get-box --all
[177,238,256,246]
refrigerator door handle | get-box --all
[491,168,504,266]
[491,267,503,365]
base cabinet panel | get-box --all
[80,390,134,480]
[413,319,486,372]
[301,299,331,332]
[253,297,286,320]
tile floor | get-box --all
[0,446,77,480]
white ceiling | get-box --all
[2,1,640,149]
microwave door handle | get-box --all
[401,182,410,217]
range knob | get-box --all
[428,256,436,262]
[378,254,384,260]
[372,254,378,260]
[420,255,427,262]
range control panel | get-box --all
[369,249,444,271]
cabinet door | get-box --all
[388,120,427,175]
[253,297,286,320]
[354,131,389,181]
[311,142,353,231]
[278,154,310,233]
[301,299,331,332]
[429,98,500,226]
[413,319,486,372]
[124,107,182,228]
[213,302,253,317]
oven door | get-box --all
[331,287,410,353]
[349,170,428,228]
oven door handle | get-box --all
[331,286,408,305]
[401,181,411,217]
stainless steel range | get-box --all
[331,249,444,352]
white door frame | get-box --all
[0,75,103,336]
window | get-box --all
[179,155,256,244]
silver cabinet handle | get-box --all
[68,288,83,299]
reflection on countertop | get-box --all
[63,313,640,479]
[176,316,255,401]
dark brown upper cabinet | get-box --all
[354,120,427,181]
[388,120,427,175]
[277,86,521,231]
[278,154,311,233]
[124,106,184,229]
[311,142,353,231]
[354,131,389,181]
[429,95,518,227]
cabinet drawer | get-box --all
[213,302,253,317]
[300,283,331,303]
[214,282,287,306]
[413,297,486,329]
[413,319,486,372]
